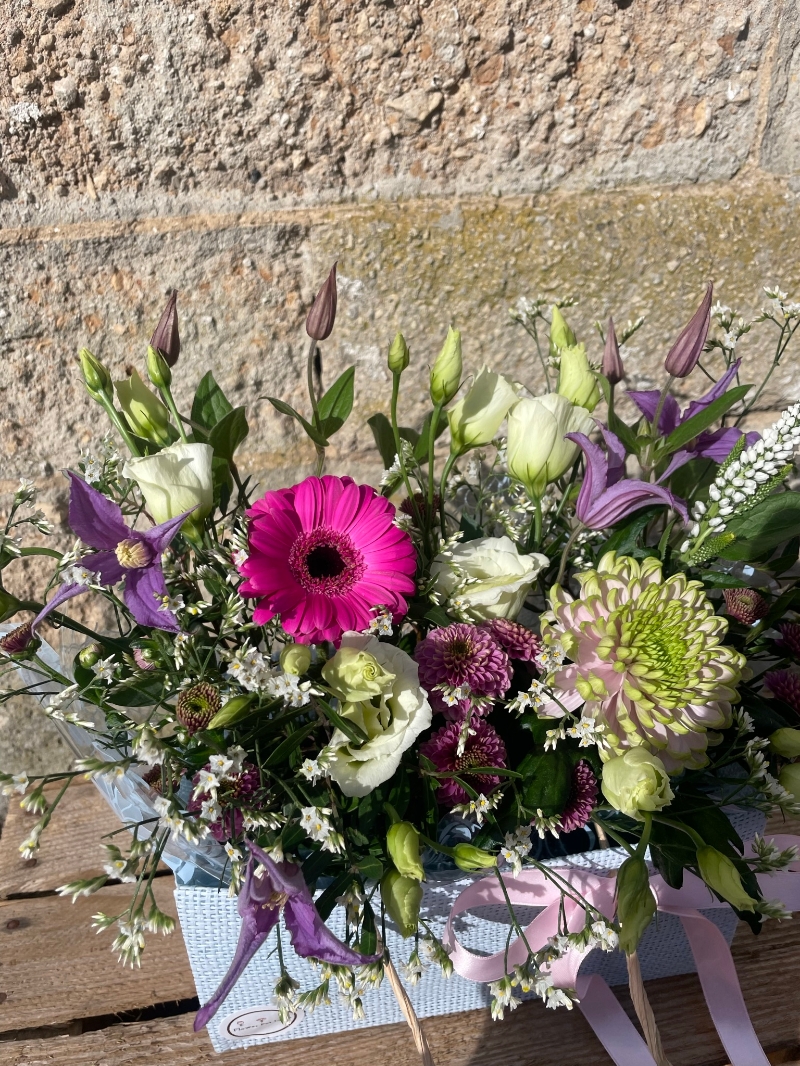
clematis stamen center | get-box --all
[115,538,153,570]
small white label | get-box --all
[219,1004,304,1041]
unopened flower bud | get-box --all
[448,367,517,454]
[697,845,757,912]
[602,316,625,385]
[386,822,424,881]
[452,842,497,872]
[549,305,577,358]
[78,643,102,668]
[280,642,312,676]
[380,869,423,937]
[557,344,600,412]
[615,855,656,953]
[388,331,410,375]
[116,369,173,445]
[664,282,713,379]
[770,727,800,758]
[429,326,462,406]
[306,263,338,341]
[0,621,37,656]
[723,587,768,625]
[150,290,180,367]
[146,345,172,390]
[207,693,257,729]
[779,762,800,801]
[78,348,112,401]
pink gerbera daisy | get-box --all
[558,760,599,833]
[238,475,416,644]
[415,623,511,720]
[420,718,507,806]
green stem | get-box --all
[526,494,543,553]
[493,866,535,961]
[650,813,706,850]
[555,523,584,586]
[18,600,127,651]
[306,337,326,476]
[439,452,458,538]
[427,402,443,512]
[636,812,653,857]
[99,398,142,457]
[389,373,422,526]
[159,384,189,443]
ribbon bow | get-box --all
[443,835,800,1066]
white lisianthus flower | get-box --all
[601,749,674,821]
[506,394,593,498]
[448,367,518,454]
[123,442,214,526]
[431,535,547,621]
[324,633,432,798]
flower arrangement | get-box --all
[3,271,800,1043]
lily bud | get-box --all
[388,332,410,375]
[78,348,112,402]
[116,369,173,446]
[306,263,338,341]
[280,643,312,676]
[380,869,423,938]
[452,842,497,872]
[615,855,656,953]
[779,762,800,801]
[696,846,757,912]
[722,588,768,625]
[602,317,625,385]
[770,728,800,758]
[549,306,577,358]
[146,345,172,390]
[557,344,600,412]
[386,822,425,881]
[664,282,713,379]
[429,326,462,406]
[150,290,180,367]
[448,367,517,454]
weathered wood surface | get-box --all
[1,781,799,1064]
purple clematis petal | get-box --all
[66,471,129,550]
[81,550,126,587]
[31,583,90,634]
[682,360,741,424]
[627,391,682,435]
[141,509,193,556]
[125,567,180,632]
[195,842,381,1032]
[599,425,626,487]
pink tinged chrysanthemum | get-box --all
[777,623,800,660]
[558,761,599,833]
[414,623,511,719]
[764,670,800,718]
[238,475,416,645]
[538,552,746,772]
[420,718,507,806]
[479,618,542,663]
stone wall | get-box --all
[3,0,800,789]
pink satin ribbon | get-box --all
[442,834,800,1066]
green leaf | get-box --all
[266,397,329,448]
[517,749,572,817]
[399,426,421,448]
[413,409,448,462]
[600,506,661,556]
[316,871,356,921]
[191,372,234,430]
[300,848,334,887]
[356,856,384,882]
[699,572,749,589]
[459,513,484,542]
[358,901,378,954]
[318,367,355,438]
[317,699,369,746]
[367,413,397,469]
[719,493,800,561]
[424,605,453,628]
[208,406,249,462]
[265,721,318,767]
[661,385,751,455]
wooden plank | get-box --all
[0,881,195,1034]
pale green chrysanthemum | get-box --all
[538,551,746,771]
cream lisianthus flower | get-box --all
[430,535,547,622]
[506,394,593,498]
[123,442,214,527]
[601,749,674,820]
[324,633,431,798]
[448,367,518,454]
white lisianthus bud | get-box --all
[429,326,462,406]
[601,749,674,821]
[448,367,518,455]
[557,344,600,412]
[115,369,173,446]
[506,394,593,498]
[123,442,214,528]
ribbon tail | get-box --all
[576,974,658,1066]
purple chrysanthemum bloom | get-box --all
[558,760,599,833]
[764,670,800,718]
[723,588,769,625]
[777,623,800,660]
[415,623,511,721]
[420,718,507,806]
[188,762,263,842]
[479,618,542,663]
[31,472,192,635]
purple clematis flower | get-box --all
[32,472,191,635]
[628,360,759,481]
[194,842,381,1032]
[566,425,689,530]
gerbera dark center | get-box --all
[306,545,346,579]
